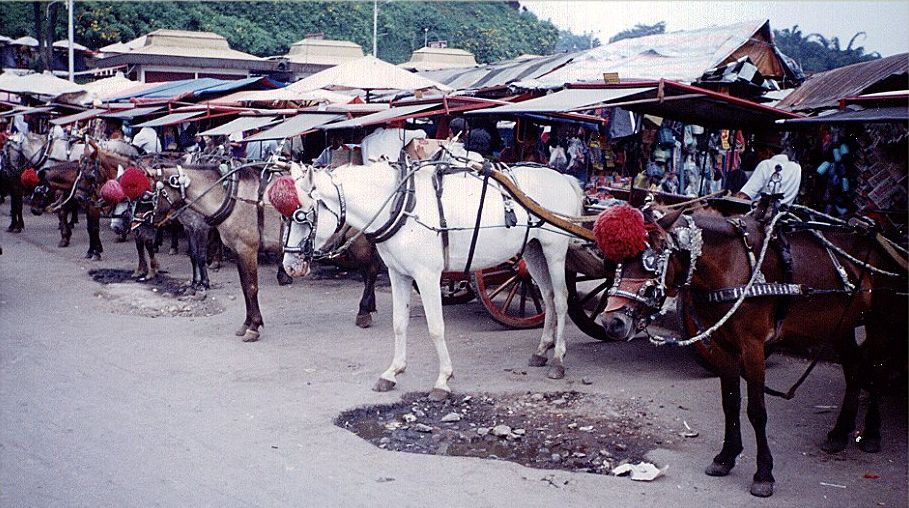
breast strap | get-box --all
[364,163,415,244]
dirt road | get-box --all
[1,213,906,507]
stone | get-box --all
[513,428,526,436]
[402,413,417,423]
[414,423,433,433]
[552,398,567,406]
[567,423,578,429]
[477,427,490,436]
[581,377,593,385]
[379,437,391,445]
[491,424,512,437]
[530,393,545,401]
[615,443,627,451]
[440,412,462,423]
[550,453,562,462]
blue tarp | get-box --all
[106,76,285,102]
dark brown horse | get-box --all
[599,204,906,497]
[29,158,107,258]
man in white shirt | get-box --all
[736,134,801,206]
[131,127,162,154]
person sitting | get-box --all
[735,133,801,206]
[131,126,162,155]
[314,133,344,167]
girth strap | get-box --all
[365,163,415,244]
[432,167,450,268]
[204,169,239,227]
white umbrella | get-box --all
[11,36,39,47]
[288,55,452,95]
[0,71,85,97]
[53,40,90,51]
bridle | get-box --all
[606,213,703,333]
[282,169,347,260]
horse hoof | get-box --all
[859,437,881,453]
[821,435,849,454]
[85,251,94,259]
[241,329,260,342]
[705,461,734,477]
[92,253,102,261]
[428,388,451,401]
[58,240,69,248]
[750,481,774,498]
[373,378,396,392]
[546,365,565,379]
[277,274,293,286]
[168,248,178,255]
[528,353,548,367]
[355,313,372,328]
[235,325,249,337]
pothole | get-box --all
[337,391,678,474]
[89,268,225,318]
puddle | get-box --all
[337,391,677,475]
[89,268,225,318]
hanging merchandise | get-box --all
[657,125,676,147]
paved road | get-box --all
[1,213,906,507]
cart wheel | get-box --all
[472,258,545,329]
[565,269,614,341]
[440,275,476,305]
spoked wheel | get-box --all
[472,257,545,329]
[565,269,614,341]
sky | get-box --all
[521,1,909,57]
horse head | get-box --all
[271,164,342,278]
[598,206,697,341]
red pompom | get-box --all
[20,168,39,188]
[119,167,150,201]
[593,204,648,262]
[100,179,126,204]
[267,175,302,217]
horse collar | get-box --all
[204,169,239,227]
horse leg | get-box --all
[355,257,379,328]
[195,228,211,289]
[822,338,863,453]
[133,238,148,278]
[168,222,180,255]
[523,244,557,370]
[234,244,263,341]
[146,239,159,279]
[741,341,774,497]
[276,264,293,286]
[207,228,223,271]
[8,189,23,232]
[186,229,200,287]
[374,268,413,393]
[705,344,744,478]
[857,323,889,454]
[415,270,453,400]
[57,207,71,247]
[86,206,102,260]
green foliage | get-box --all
[608,21,665,44]
[0,1,560,64]
[555,30,599,53]
[773,25,880,73]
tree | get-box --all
[608,21,665,43]
[555,30,600,53]
[773,25,880,73]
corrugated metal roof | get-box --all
[100,106,164,120]
[106,76,279,102]
[777,54,909,112]
[468,87,654,114]
[778,105,908,125]
[199,116,279,136]
[537,19,799,85]
[321,104,438,130]
[417,52,576,90]
[51,108,106,125]
[244,113,342,141]
[134,111,205,128]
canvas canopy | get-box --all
[468,87,654,114]
[244,113,342,141]
[134,111,205,128]
[199,116,279,136]
[288,55,452,93]
[321,104,439,130]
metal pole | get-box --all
[67,0,74,81]
[372,0,378,57]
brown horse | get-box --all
[148,162,382,341]
[598,204,906,497]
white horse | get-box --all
[281,160,584,400]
